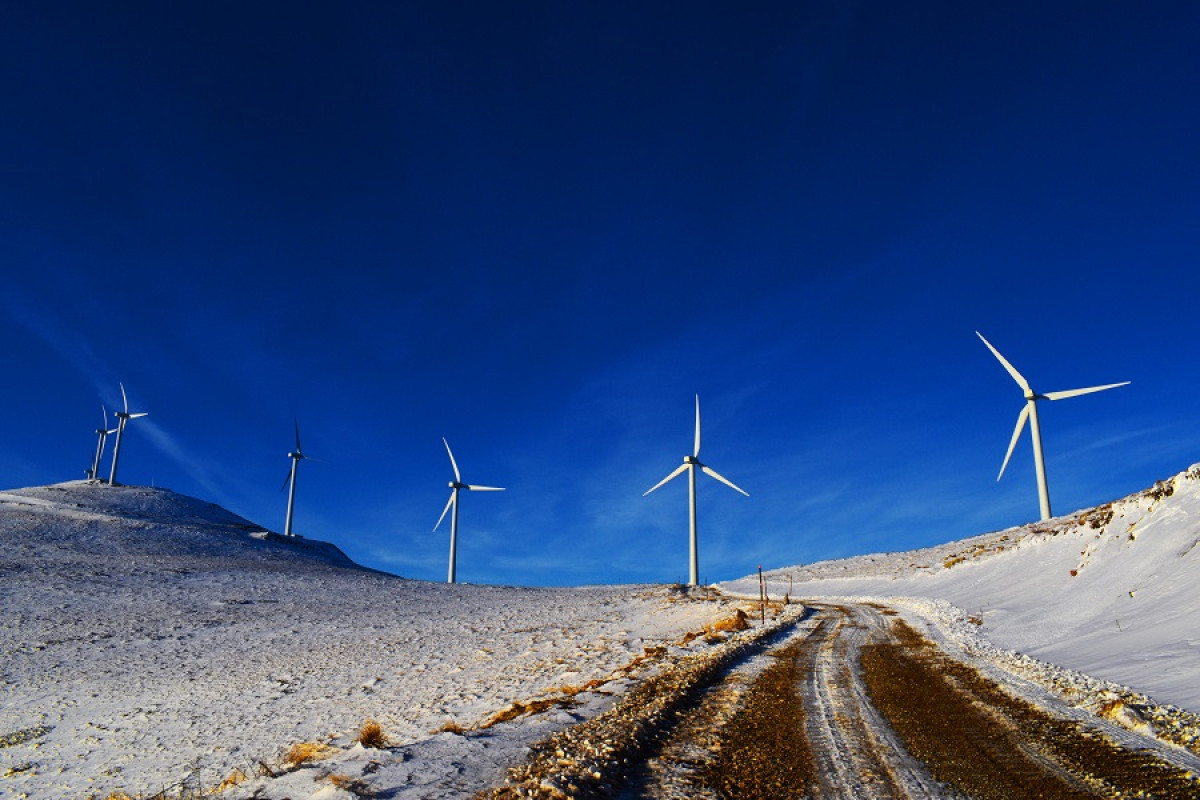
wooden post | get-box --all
[758,565,766,624]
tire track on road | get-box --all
[800,606,949,799]
[482,601,1200,798]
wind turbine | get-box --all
[282,419,313,537]
[977,331,1129,521]
[643,394,749,587]
[107,383,147,486]
[88,406,118,482]
[434,437,504,584]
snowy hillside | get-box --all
[0,482,746,799]
[726,464,1200,713]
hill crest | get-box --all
[0,481,363,572]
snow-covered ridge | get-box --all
[0,482,748,799]
[725,464,1200,713]
[0,481,358,570]
[0,481,259,528]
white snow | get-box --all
[0,482,747,799]
[724,464,1200,714]
[7,465,1200,798]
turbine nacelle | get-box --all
[89,405,119,482]
[644,394,748,586]
[436,437,505,583]
[977,331,1129,521]
[107,383,147,485]
[283,420,317,537]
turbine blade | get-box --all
[701,464,750,496]
[643,464,688,496]
[465,485,505,491]
[976,332,1030,393]
[998,404,1030,481]
[693,394,701,458]
[120,382,129,414]
[129,412,148,419]
[1043,381,1130,401]
[433,491,455,531]
[442,437,462,483]
[101,406,108,427]
[281,470,292,491]
[294,418,302,454]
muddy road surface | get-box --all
[484,602,1200,799]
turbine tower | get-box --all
[107,383,147,486]
[977,331,1129,521]
[283,419,312,537]
[434,437,504,584]
[643,394,749,587]
[88,406,118,482]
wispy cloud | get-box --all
[2,288,113,395]
[136,418,234,504]
[4,290,241,507]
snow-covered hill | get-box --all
[0,482,741,799]
[726,465,1200,713]
[0,481,358,572]
[9,472,1200,798]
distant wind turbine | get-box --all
[434,438,504,584]
[88,406,118,482]
[643,394,749,587]
[107,383,147,485]
[977,331,1129,521]
[282,419,314,537]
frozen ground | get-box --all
[6,467,1200,798]
[725,464,1200,714]
[0,483,744,799]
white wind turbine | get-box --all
[282,419,314,537]
[434,438,504,584]
[977,331,1129,521]
[107,383,148,485]
[643,394,749,586]
[88,406,118,482]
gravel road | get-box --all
[486,601,1200,799]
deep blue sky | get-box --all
[4,3,1198,585]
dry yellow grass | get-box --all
[543,678,606,697]
[435,720,468,735]
[283,740,332,766]
[480,697,566,729]
[705,608,750,634]
[328,772,377,796]
[217,767,249,790]
[356,718,388,748]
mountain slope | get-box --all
[0,481,358,573]
[726,465,1200,712]
[0,482,738,799]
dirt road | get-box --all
[787,606,947,798]
[485,602,1200,799]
